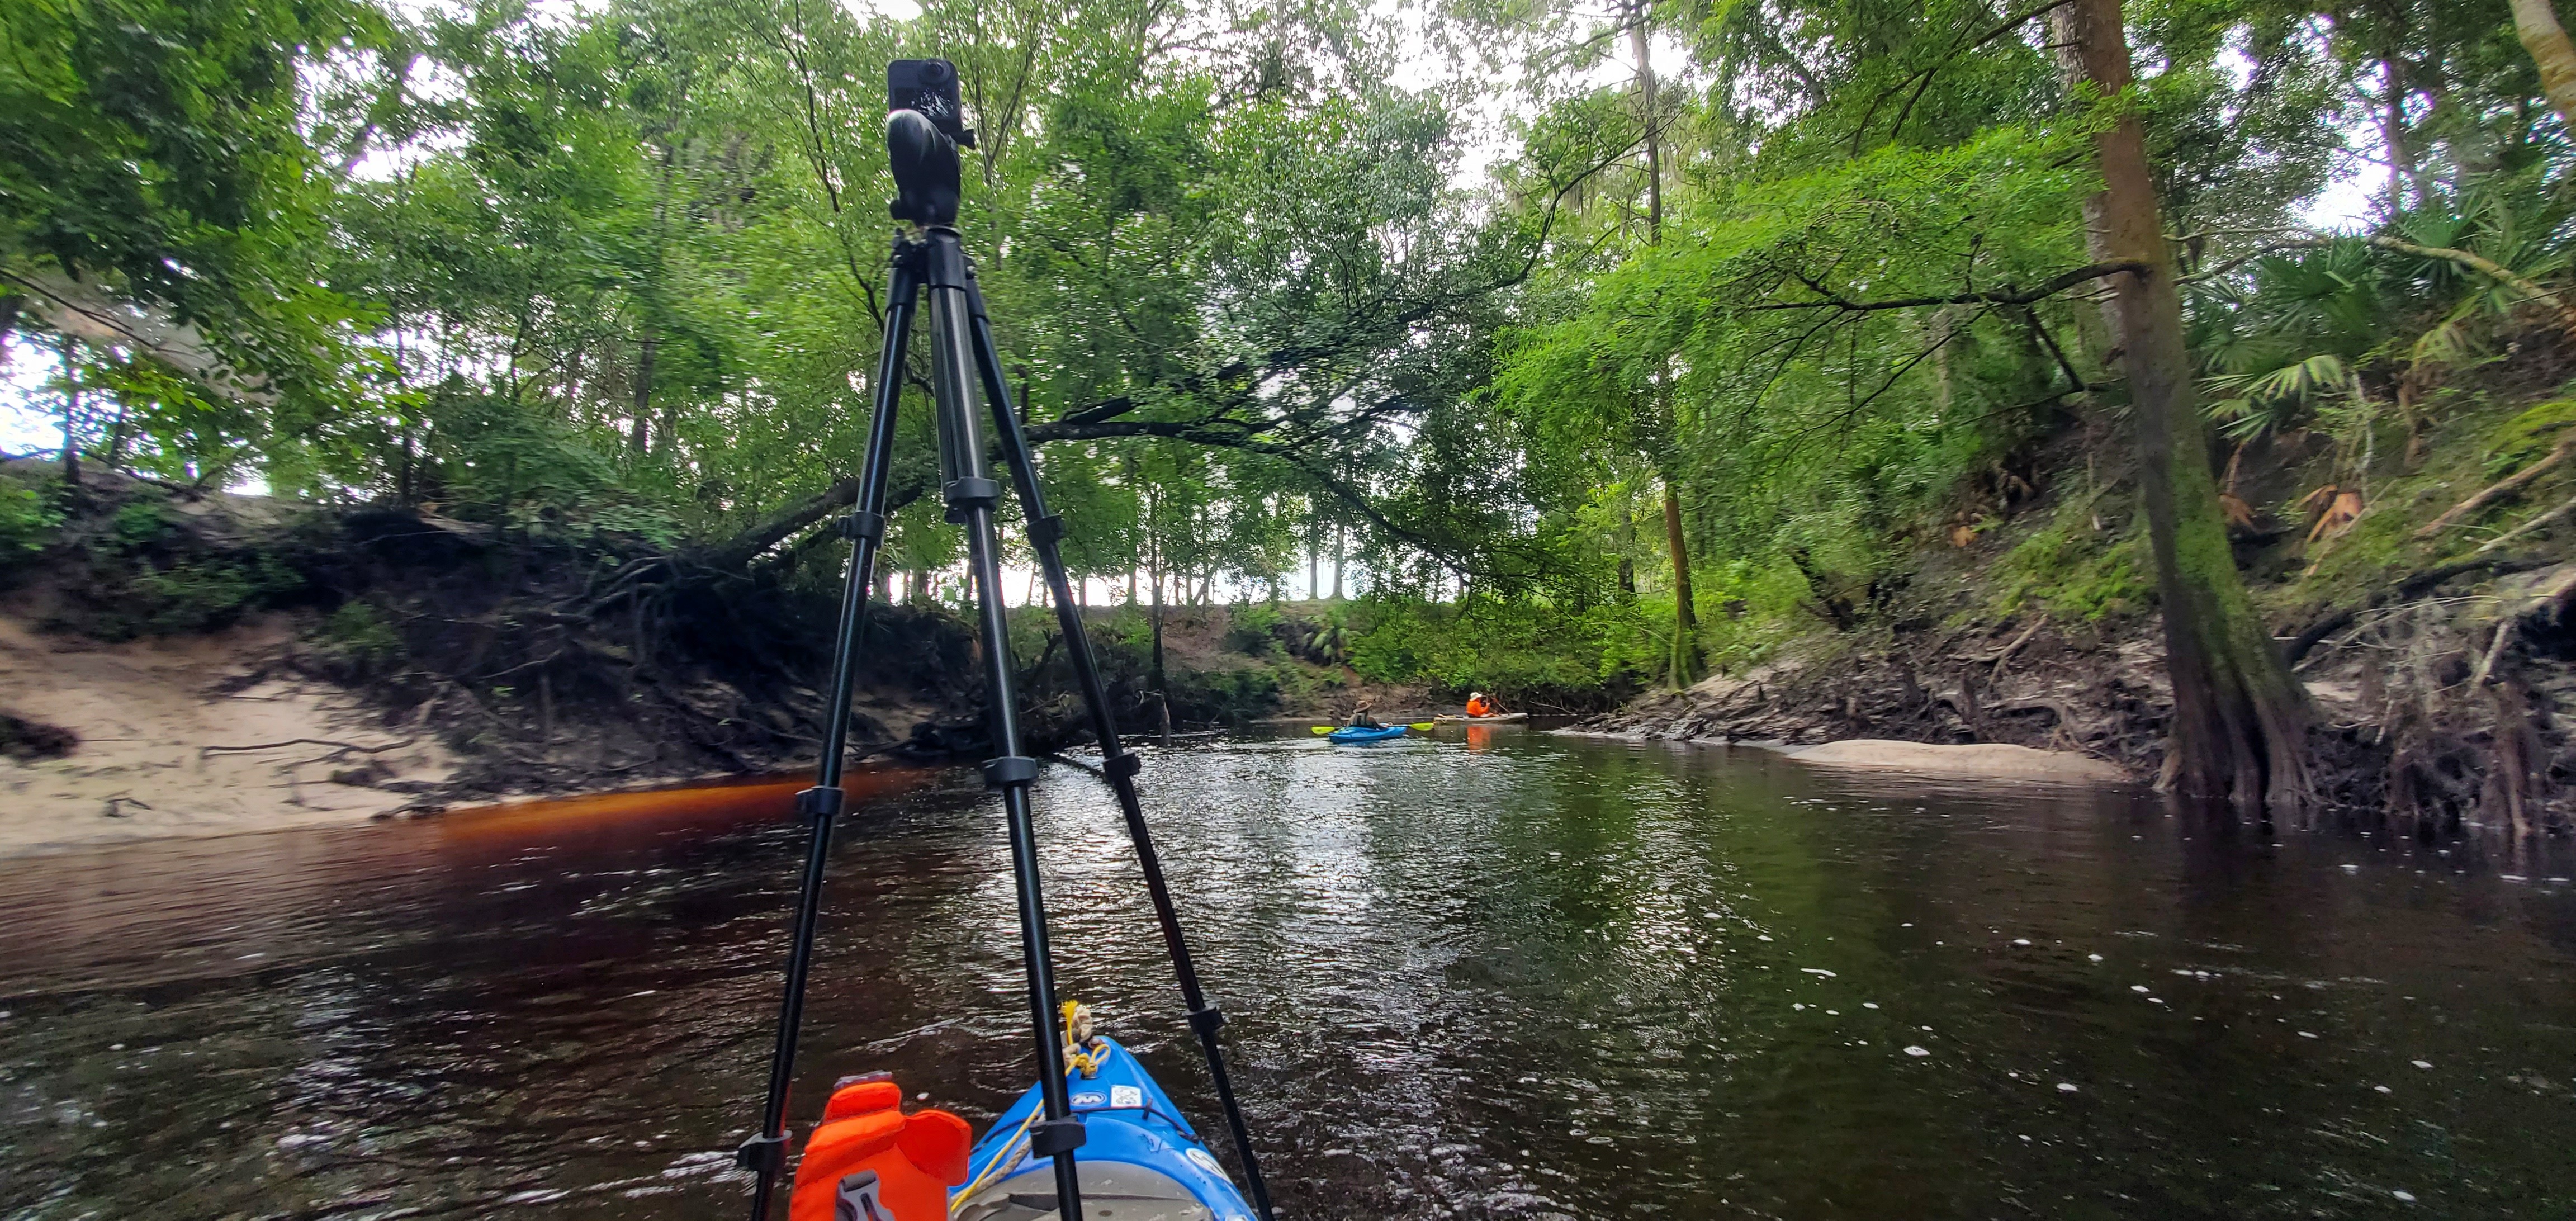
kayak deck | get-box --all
[951,1036,1253,1221]
[1324,723,1409,743]
[1432,712,1528,723]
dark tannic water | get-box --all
[4,728,2574,1219]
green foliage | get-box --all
[1223,602,1283,656]
[1342,596,1655,699]
[0,471,64,555]
[2484,398,2576,472]
[314,599,405,674]
[1164,665,1282,724]
[110,496,169,550]
[1992,499,2151,623]
[120,554,300,637]
[585,503,686,550]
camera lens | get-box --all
[922,60,950,83]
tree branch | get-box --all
[1747,259,2151,314]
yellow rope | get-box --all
[949,1109,1040,1217]
[953,1000,1105,1215]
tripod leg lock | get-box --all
[1102,751,1143,781]
[1186,1004,1226,1038]
[1027,1116,1087,1158]
[735,1130,788,1175]
[1027,514,1064,546]
[838,510,886,543]
[795,786,845,822]
[942,476,1001,509]
[981,755,1041,787]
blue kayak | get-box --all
[1325,724,1408,744]
[950,1035,1254,1221]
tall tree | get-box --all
[2058,0,2313,813]
[1630,4,1703,684]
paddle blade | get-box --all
[1407,722,1434,731]
[1309,726,1335,735]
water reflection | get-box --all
[1,737,2570,1219]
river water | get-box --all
[3,729,2572,1219]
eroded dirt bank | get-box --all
[0,460,1428,851]
[0,461,1043,851]
[0,615,452,853]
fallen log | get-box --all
[2416,433,2576,539]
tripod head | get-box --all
[888,59,976,227]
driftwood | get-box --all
[201,737,414,758]
[2476,491,2576,553]
[2416,433,2576,539]
[1990,616,2048,678]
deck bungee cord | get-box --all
[734,57,1275,1221]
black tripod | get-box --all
[736,60,1275,1221]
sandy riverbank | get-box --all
[1785,739,2130,783]
[0,614,454,856]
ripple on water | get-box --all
[0,738,2572,1219]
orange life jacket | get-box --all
[788,1075,972,1221]
[1465,697,1493,717]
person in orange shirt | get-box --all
[1464,692,1498,718]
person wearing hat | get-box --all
[1346,698,1385,730]
[1464,691,1499,718]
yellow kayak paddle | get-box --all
[1309,723,1435,734]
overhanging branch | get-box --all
[1747,259,2151,314]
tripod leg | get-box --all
[922,231,1088,1220]
[962,271,1280,1221]
[740,245,922,1221]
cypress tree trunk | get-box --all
[2059,0,2312,814]
[2509,0,2576,134]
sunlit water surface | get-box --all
[3,731,2573,1219]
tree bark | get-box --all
[1629,9,1663,239]
[1663,480,1702,683]
[1632,17,1700,684]
[58,334,79,488]
[695,477,858,571]
[2058,0,2312,815]
[1149,563,1168,699]
[1616,497,1637,594]
[1332,524,1346,599]
[2510,0,2576,135]
[2379,57,2427,210]
[631,329,656,454]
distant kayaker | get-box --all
[1465,691,1500,718]
[1347,699,1385,730]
